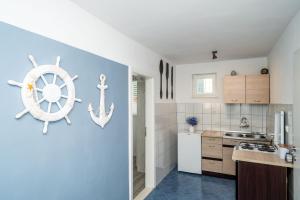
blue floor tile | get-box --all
[145,168,235,200]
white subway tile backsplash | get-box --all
[203,124,212,131]
[195,124,203,131]
[155,103,177,184]
[212,114,221,125]
[231,104,241,115]
[176,103,292,142]
[203,103,212,114]
[203,114,212,124]
[194,103,203,114]
[212,103,221,114]
[252,116,263,128]
[177,113,185,124]
[185,103,194,114]
[230,125,241,131]
[221,125,230,132]
[177,103,185,113]
[252,127,263,132]
[220,114,230,126]
[262,105,268,116]
[211,125,221,131]
[241,104,251,115]
[221,104,230,114]
[231,115,241,126]
[252,105,263,115]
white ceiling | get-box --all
[71,0,300,64]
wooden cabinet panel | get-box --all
[223,138,242,146]
[202,137,222,145]
[202,143,222,158]
[202,159,222,173]
[222,147,236,175]
[224,75,245,103]
[238,161,287,200]
[246,75,270,104]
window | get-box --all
[192,73,217,97]
[132,80,138,115]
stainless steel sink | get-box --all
[224,131,267,141]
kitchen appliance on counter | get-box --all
[223,131,269,141]
[178,132,202,174]
[238,142,278,153]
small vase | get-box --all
[189,126,195,133]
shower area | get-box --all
[132,75,146,198]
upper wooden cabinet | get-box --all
[246,75,270,104]
[224,74,270,104]
[223,75,246,103]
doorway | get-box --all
[132,75,146,198]
[131,74,156,199]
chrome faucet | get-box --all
[240,117,249,128]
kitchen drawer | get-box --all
[223,138,242,146]
[202,159,222,173]
[202,137,222,145]
[202,143,222,158]
[223,147,236,175]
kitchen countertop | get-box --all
[232,148,293,168]
[201,130,224,138]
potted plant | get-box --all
[186,116,198,133]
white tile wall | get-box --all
[177,103,293,143]
[177,103,271,133]
[155,103,177,185]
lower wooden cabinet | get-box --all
[222,147,236,175]
[202,159,223,173]
[202,143,222,158]
[237,161,288,200]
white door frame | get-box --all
[129,72,156,200]
[145,77,156,188]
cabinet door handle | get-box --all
[255,100,261,102]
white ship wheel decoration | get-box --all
[88,74,114,128]
[8,55,82,134]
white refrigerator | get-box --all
[178,132,202,174]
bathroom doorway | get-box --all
[132,75,146,198]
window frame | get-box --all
[192,73,217,98]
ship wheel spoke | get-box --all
[61,95,82,102]
[41,75,48,85]
[56,101,71,124]
[43,121,49,135]
[35,88,43,92]
[16,108,29,119]
[52,74,57,84]
[47,102,52,113]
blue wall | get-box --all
[0,22,129,200]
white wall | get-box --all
[0,0,175,103]
[293,50,300,200]
[176,57,268,103]
[268,10,300,104]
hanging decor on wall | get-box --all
[8,55,82,134]
[166,63,169,99]
[159,59,163,99]
[88,74,114,128]
[171,66,174,99]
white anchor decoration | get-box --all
[88,74,114,128]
